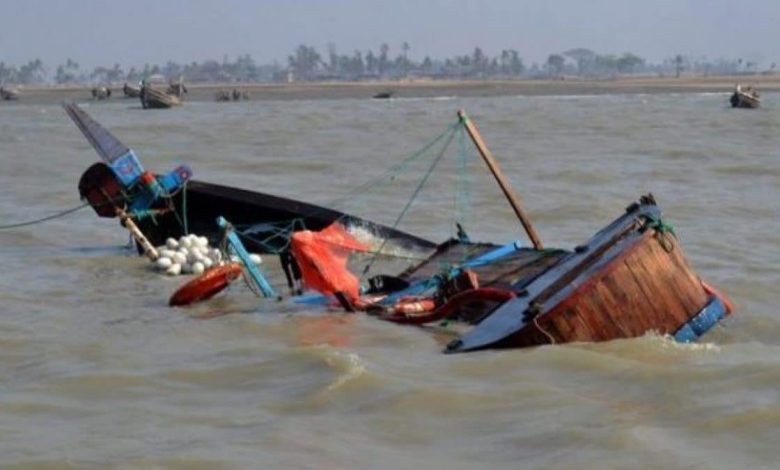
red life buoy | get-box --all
[701,281,735,315]
[383,288,516,325]
[393,298,437,315]
[169,263,243,307]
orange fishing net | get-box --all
[290,223,368,300]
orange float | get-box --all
[383,288,516,325]
[169,262,243,307]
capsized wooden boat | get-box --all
[284,111,734,352]
[730,84,760,108]
[63,102,436,256]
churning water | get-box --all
[1,92,779,468]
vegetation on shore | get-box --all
[0,44,775,86]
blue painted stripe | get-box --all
[375,241,522,306]
[292,293,332,305]
[673,296,727,343]
[462,241,522,268]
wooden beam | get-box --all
[457,110,543,249]
[117,208,159,261]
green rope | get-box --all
[325,122,462,211]
[642,214,676,252]
[361,125,458,276]
[0,202,91,229]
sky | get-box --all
[1,0,779,69]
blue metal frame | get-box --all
[217,217,276,298]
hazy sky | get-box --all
[2,0,778,69]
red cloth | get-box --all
[291,224,368,300]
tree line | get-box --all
[0,45,774,85]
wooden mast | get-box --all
[457,109,543,250]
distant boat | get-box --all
[166,76,188,98]
[216,88,249,101]
[91,86,112,100]
[0,86,19,101]
[730,84,760,108]
[139,76,186,109]
[122,82,141,98]
[373,90,395,99]
[140,86,182,109]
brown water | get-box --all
[1,93,779,469]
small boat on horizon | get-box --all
[91,86,111,100]
[139,76,186,109]
[122,82,141,98]
[730,84,760,108]
[0,86,20,101]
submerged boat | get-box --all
[64,102,734,351]
[390,195,733,352]
[259,111,734,351]
[730,84,760,108]
[63,102,435,256]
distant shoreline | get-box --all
[5,75,780,104]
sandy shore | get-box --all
[4,75,779,104]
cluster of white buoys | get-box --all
[151,234,261,276]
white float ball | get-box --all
[172,252,187,264]
[155,257,173,270]
[166,238,179,249]
[181,263,192,274]
[196,236,209,248]
[249,253,262,265]
[159,249,175,259]
[201,257,214,269]
[165,263,181,276]
[192,262,205,275]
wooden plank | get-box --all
[647,240,702,317]
[628,241,689,333]
[601,265,653,336]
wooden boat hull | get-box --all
[446,198,731,352]
[730,91,759,108]
[64,101,434,255]
[140,87,182,109]
[133,179,436,254]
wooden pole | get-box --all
[457,109,544,250]
[116,208,159,261]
